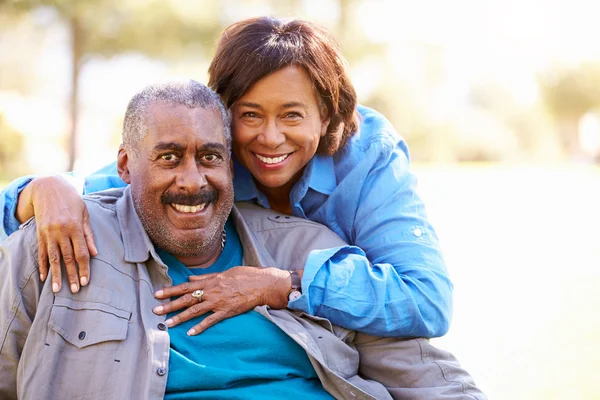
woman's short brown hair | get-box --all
[208,16,359,155]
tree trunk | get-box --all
[67,16,83,171]
[558,116,583,160]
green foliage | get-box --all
[0,113,26,180]
[1,0,223,59]
[0,0,224,170]
[538,62,600,120]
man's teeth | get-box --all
[255,153,289,164]
[172,203,207,213]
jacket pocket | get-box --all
[48,296,131,349]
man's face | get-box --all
[119,102,234,259]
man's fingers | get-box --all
[165,302,211,328]
[153,292,198,315]
[188,273,216,281]
[154,281,205,299]
[60,239,80,293]
[47,242,62,293]
[187,312,227,336]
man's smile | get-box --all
[171,203,208,213]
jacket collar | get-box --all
[115,186,262,267]
[116,186,156,263]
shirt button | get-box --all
[78,331,86,340]
[413,228,423,237]
[157,323,167,331]
[157,367,167,376]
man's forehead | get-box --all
[145,101,227,144]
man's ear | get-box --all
[117,144,132,184]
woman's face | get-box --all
[230,65,330,190]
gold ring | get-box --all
[191,289,204,302]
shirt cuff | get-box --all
[1,175,36,241]
[287,245,365,313]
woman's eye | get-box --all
[160,153,179,162]
[284,112,302,119]
[241,111,259,119]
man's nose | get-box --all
[257,120,286,149]
[175,158,206,191]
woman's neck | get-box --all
[255,179,295,215]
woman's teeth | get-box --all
[255,153,289,164]
[172,203,207,213]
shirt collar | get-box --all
[232,156,259,202]
[116,186,156,263]
[303,154,336,196]
[232,153,337,202]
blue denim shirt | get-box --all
[0,105,452,338]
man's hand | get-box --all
[18,176,97,293]
[153,266,293,335]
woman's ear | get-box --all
[320,116,331,137]
[117,145,132,184]
[317,96,331,137]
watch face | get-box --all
[288,290,302,302]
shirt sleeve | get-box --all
[0,161,123,241]
[0,221,42,399]
[289,136,453,338]
[1,175,35,242]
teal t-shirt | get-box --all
[158,218,333,400]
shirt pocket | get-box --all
[48,297,131,349]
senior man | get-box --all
[0,81,485,399]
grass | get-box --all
[415,164,600,400]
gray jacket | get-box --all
[0,187,484,400]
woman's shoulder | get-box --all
[337,105,408,161]
[353,104,405,150]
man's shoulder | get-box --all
[81,188,126,243]
[1,216,38,250]
[83,187,127,212]
[233,202,348,251]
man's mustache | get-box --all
[161,190,218,206]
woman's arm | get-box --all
[289,113,453,338]
[0,161,123,293]
[1,175,36,241]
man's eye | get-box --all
[202,154,221,162]
[160,153,179,162]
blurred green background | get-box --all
[1,0,599,398]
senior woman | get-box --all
[1,16,452,339]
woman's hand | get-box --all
[153,266,293,335]
[18,175,97,293]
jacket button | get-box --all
[157,367,167,376]
[413,228,423,237]
[78,331,86,340]
[157,323,167,331]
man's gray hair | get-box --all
[122,80,231,154]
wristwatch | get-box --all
[287,270,302,302]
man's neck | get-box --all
[175,240,223,269]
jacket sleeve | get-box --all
[290,130,453,338]
[352,333,486,399]
[0,220,43,399]
[0,161,122,240]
